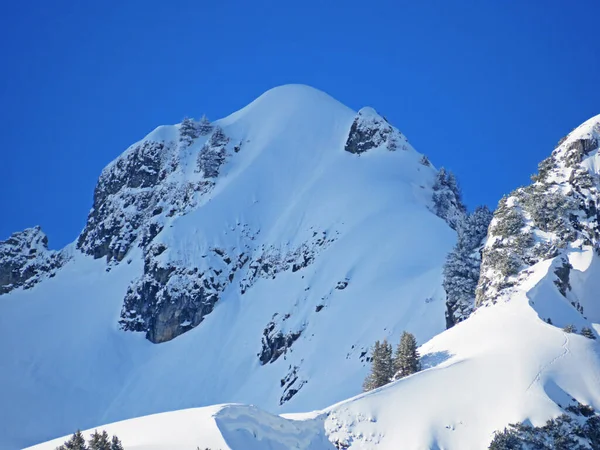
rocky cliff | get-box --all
[0,226,66,295]
[476,115,600,329]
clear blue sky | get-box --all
[2,1,599,249]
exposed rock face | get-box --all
[120,226,335,344]
[0,227,65,295]
[345,107,409,154]
[77,120,228,263]
[279,365,306,405]
[120,242,247,343]
[476,117,600,311]
[77,140,173,262]
[259,318,303,365]
[240,231,338,295]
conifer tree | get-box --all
[432,167,466,230]
[179,117,201,145]
[362,339,393,391]
[444,205,493,327]
[89,430,110,450]
[110,435,124,450]
[197,115,213,135]
[393,331,420,379]
[60,430,87,450]
[581,327,596,339]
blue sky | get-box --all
[1,0,599,248]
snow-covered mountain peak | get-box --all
[0,85,457,449]
[219,84,355,130]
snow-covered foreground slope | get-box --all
[0,85,456,449]
[26,404,335,450]
[27,260,600,450]
[326,261,600,449]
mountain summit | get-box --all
[0,85,456,449]
[7,86,600,450]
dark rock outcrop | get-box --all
[78,120,228,264]
[0,227,65,295]
[344,107,408,154]
[259,320,302,365]
[77,140,176,262]
[240,231,337,294]
[279,366,306,405]
[119,242,246,343]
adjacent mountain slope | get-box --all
[0,85,456,449]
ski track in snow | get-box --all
[525,333,570,393]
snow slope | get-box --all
[26,258,600,450]
[26,404,335,450]
[0,85,455,449]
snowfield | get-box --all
[26,259,600,449]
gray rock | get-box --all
[119,241,248,343]
[258,320,302,365]
[0,226,65,295]
[345,107,406,154]
[77,140,173,262]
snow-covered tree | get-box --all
[444,206,493,327]
[57,431,87,450]
[363,339,393,391]
[197,115,213,136]
[54,430,123,450]
[520,190,572,233]
[89,431,110,450]
[393,331,420,379]
[488,404,600,450]
[179,117,201,146]
[563,324,577,333]
[110,436,124,450]
[197,126,229,178]
[432,167,466,230]
[581,327,597,340]
[457,206,493,250]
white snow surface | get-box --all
[1,85,454,449]
[26,259,600,450]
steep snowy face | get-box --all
[0,226,66,294]
[0,84,456,449]
[72,84,445,344]
[476,114,600,329]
